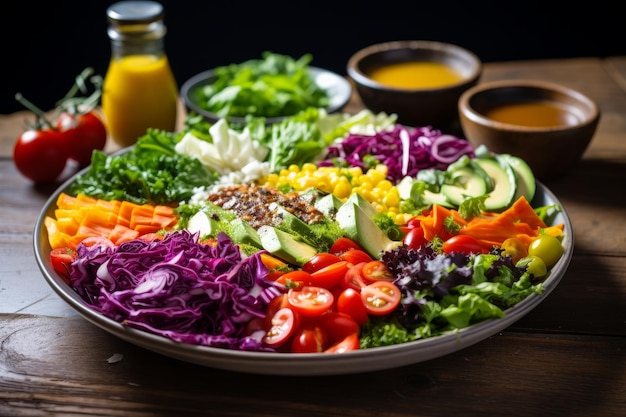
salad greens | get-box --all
[68,129,219,205]
[361,245,542,348]
[195,52,330,119]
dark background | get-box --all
[2,0,624,114]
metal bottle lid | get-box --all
[106,1,166,41]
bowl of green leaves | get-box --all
[181,52,353,125]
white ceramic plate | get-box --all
[180,66,353,125]
[34,175,573,376]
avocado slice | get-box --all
[314,193,343,219]
[257,225,317,266]
[498,154,536,202]
[186,210,221,239]
[228,218,263,249]
[473,157,518,211]
[440,166,488,206]
[335,199,400,259]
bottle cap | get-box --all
[107,1,164,25]
[106,1,166,41]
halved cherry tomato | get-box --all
[308,260,349,289]
[263,307,300,347]
[403,226,427,250]
[361,281,401,316]
[330,237,364,255]
[336,288,369,325]
[302,253,342,274]
[291,325,328,353]
[287,286,334,318]
[361,260,394,283]
[338,249,373,265]
[50,247,77,283]
[325,332,360,353]
[317,312,360,346]
[275,270,309,289]
[442,235,483,254]
[342,262,368,291]
[262,294,290,329]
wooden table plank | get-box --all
[0,314,624,417]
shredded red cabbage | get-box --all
[319,125,475,184]
[69,230,284,352]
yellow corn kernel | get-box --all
[333,177,352,199]
[383,187,400,208]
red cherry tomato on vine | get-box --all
[403,226,427,250]
[361,260,394,283]
[442,235,484,254]
[360,281,401,316]
[287,286,334,318]
[57,111,107,166]
[13,128,69,183]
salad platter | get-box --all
[34,111,573,376]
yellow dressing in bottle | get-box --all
[102,55,178,146]
[102,1,178,147]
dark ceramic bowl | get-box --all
[458,80,600,180]
[347,40,482,129]
[181,66,352,125]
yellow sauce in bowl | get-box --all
[367,61,463,89]
[483,101,579,128]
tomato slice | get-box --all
[336,288,369,325]
[307,260,349,289]
[275,270,309,289]
[442,235,483,254]
[287,286,334,318]
[338,249,373,265]
[302,253,342,274]
[360,281,401,316]
[342,262,368,291]
[361,260,394,284]
[263,307,300,348]
[330,237,364,255]
[50,247,77,283]
[325,332,360,353]
[290,325,328,353]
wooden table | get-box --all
[1,57,625,417]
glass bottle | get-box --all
[102,1,178,147]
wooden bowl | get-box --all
[458,80,600,180]
[347,40,482,129]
